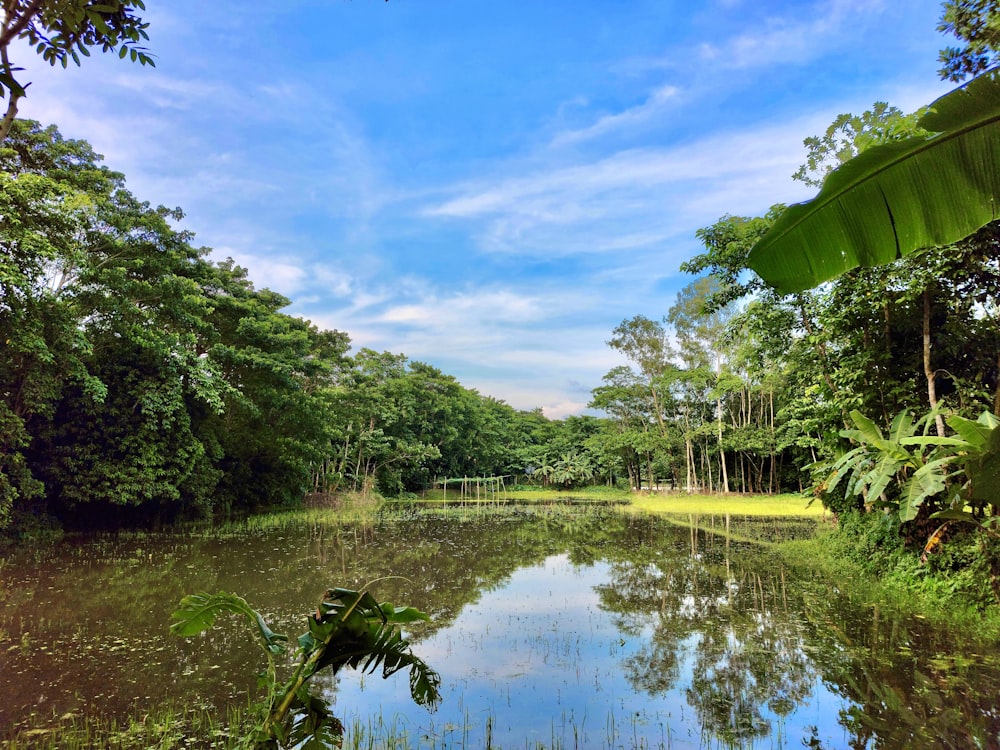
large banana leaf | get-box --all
[747,71,1000,293]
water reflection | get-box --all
[0,507,997,749]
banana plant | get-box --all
[748,70,1000,294]
[926,411,1000,527]
[171,586,441,749]
[820,409,998,523]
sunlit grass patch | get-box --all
[630,492,826,517]
[417,486,630,504]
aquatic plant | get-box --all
[171,585,441,749]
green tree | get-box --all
[667,277,736,493]
[607,315,675,437]
[195,260,348,513]
[0,119,219,526]
[1,0,153,141]
[791,103,925,188]
[938,0,1000,82]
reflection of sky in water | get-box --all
[322,553,851,749]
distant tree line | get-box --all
[0,119,619,531]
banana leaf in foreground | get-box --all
[748,70,1000,293]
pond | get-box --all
[1,505,998,749]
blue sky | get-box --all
[15,0,953,417]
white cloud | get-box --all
[294,278,624,414]
[6,0,948,419]
[380,290,543,328]
[423,116,822,257]
[221,249,308,297]
[550,85,680,147]
[111,74,223,110]
[699,0,886,70]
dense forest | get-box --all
[2,0,1000,605]
[0,118,618,528]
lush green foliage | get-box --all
[5,2,1000,625]
[819,409,1000,523]
[0,1,154,141]
[938,0,1000,82]
[0,119,619,531]
[599,4,1000,611]
[171,587,441,749]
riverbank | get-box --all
[629,491,826,517]
[777,523,1000,640]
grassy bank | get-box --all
[630,491,826,517]
[777,526,1000,640]
[413,486,826,517]
[414,485,629,504]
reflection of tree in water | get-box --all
[595,527,818,747]
[685,609,815,746]
[794,583,1000,750]
[5,508,1000,748]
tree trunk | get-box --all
[994,351,1000,417]
[769,387,776,494]
[923,289,946,437]
[0,43,23,143]
[717,396,729,493]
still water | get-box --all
[1,506,998,749]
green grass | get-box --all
[1,704,242,749]
[415,486,630,504]
[778,526,1000,639]
[419,486,824,516]
[630,492,826,517]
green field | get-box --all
[630,492,826,517]
[414,487,825,517]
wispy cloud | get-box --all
[550,85,681,147]
[699,0,886,70]
[424,118,819,257]
[7,0,946,419]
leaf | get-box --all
[899,456,952,522]
[899,436,970,448]
[747,70,1000,293]
[408,654,443,709]
[888,410,914,444]
[966,420,1000,507]
[923,522,950,559]
[823,445,867,495]
[170,592,242,637]
[844,410,910,461]
[381,604,430,624]
[863,454,904,502]
[946,412,996,449]
[846,410,884,445]
[170,592,287,654]
[930,508,980,523]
